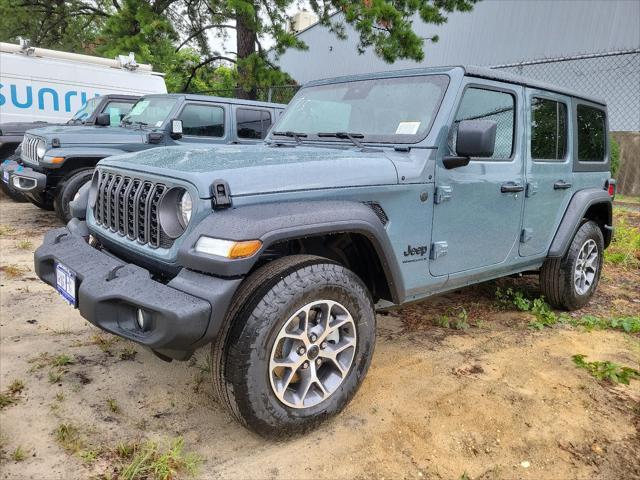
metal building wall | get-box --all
[276,0,640,84]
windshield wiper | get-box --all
[317,132,365,149]
[272,131,308,145]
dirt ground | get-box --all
[0,193,638,480]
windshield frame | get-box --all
[121,95,179,130]
[69,97,102,123]
[269,74,451,145]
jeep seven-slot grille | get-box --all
[21,134,41,164]
[93,170,171,248]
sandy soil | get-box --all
[1,194,638,480]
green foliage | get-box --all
[610,135,620,178]
[570,315,640,333]
[54,423,83,454]
[434,307,469,330]
[572,355,640,385]
[495,288,564,329]
[604,211,640,268]
[11,445,27,462]
[1,0,477,98]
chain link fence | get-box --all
[490,50,640,132]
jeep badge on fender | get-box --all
[34,66,614,438]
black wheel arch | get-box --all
[547,188,613,259]
[177,200,405,304]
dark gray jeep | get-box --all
[34,66,615,437]
[1,94,138,202]
[6,94,284,221]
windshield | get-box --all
[273,75,449,143]
[121,97,177,128]
[70,97,101,123]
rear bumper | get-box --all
[34,224,241,360]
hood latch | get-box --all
[211,179,231,210]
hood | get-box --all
[101,144,399,197]
[26,125,148,145]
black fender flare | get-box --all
[177,200,405,304]
[547,188,612,258]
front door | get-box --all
[430,81,525,276]
[519,89,574,256]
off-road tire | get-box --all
[210,254,376,438]
[54,168,93,223]
[540,220,604,310]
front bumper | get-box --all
[6,164,47,194]
[34,224,241,360]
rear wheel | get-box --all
[54,168,93,223]
[540,220,604,310]
[210,255,376,438]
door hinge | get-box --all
[520,228,533,243]
[526,182,538,197]
[434,185,453,204]
[430,241,448,259]
[211,179,232,209]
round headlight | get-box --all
[36,139,46,159]
[179,191,193,227]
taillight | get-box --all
[605,179,616,198]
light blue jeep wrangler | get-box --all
[34,66,615,437]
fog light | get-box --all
[136,309,151,331]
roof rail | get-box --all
[0,39,154,72]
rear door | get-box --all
[430,79,525,276]
[233,106,274,143]
[519,89,573,257]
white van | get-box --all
[0,41,166,124]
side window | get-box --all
[236,109,272,139]
[531,97,567,160]
[451,87,515,160]
[102,101,134,127]
[178,104,224,137]
[577,105,606,162]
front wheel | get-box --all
[54,168,94,223]
[211,255,376,438]
[540,220,604,310]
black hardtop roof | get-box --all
[101,94,140,100]
[304,65,606,106]
[141,93,286,108]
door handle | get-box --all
[553,180,572,190]
[501,182,525,193]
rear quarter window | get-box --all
[577,105,606,162]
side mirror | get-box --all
[443,120,497,169]
[170,119,183,139]
[95,113,111,127]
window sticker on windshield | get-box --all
[396,122,421,135]
[155,121,163,127]
[129,100,150,116]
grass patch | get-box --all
[119,345,137,361]
[605,212,640,268]
[7,379,25,395]
[11,445,27,462]
[48,370,63,384]
[615,195,640,205]
[1,264,27,278]
[54,423,83,454]
[53,354,75,367]
[107,398,121,414]
[572,355,640,385]
[0,379,25,409]
[15,239,33,250]
[116,437,201,480]
[91,334,119,354]
[55,392,65,402]
[0,224,16,237]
